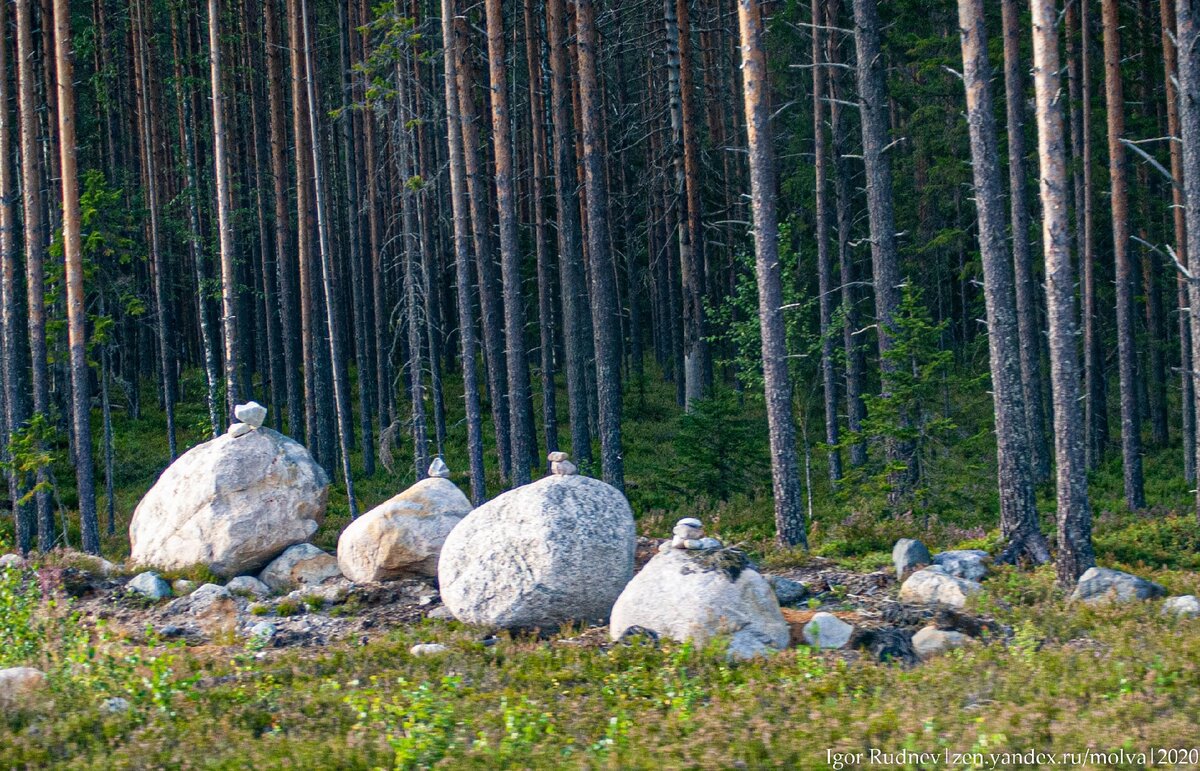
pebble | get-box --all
[427,457,451,478]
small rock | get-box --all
[899,566,983,609]
[234,401,267,428]
[101,696,130,714]
[427,605,455,620]
[162,583,239,635]
[1162,595,1200,618]
[0,667,46,711]
[547,451,569,463]
[801,612,854,649]
[227,422,254,438]
[550,458,577,476]
[672,518,704,541]
[893,538,932,580]
[427,457,451,478]
[911,625,974,659]
[1069,567,1167,605]
[259,543,341,592]
[126,571,172,600]
[409,643,449,656]
[765,575,809,606]
[933,550,990,582]
[227,575,271,598]
[159,624,186,638]
[0,553,24,570]
[172,579,196,596]
[418,594,438,606]
[248,621,276,641]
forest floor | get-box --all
[3,371,1200,768]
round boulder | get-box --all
[609,548,790,660]
[129,428,330,577]
[338,475,472,582]
[438,473,636,630]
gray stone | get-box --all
[338,476,471,582]
[898,566,983,609]
[162,583,239,635]
[609,548,789,661]
[933,550,990,582]
[427,457,451,478]
[248,621,276,641]
[440,473,636,629]
[911,626,974,659]
[227,422,254,438]
[1163,595,1200,618]
[233,401,267,428]
[258,544,341,592]
[227,575,271,598]
[0,667,46,711]
[129,428,329,577]
[765,575,809,606]
[801,612,854,649]
[101,696,131,714]
[1069,567,1167,605]
[409,643,449,656]
[127,571,172,600]
[0,553,23,570]
[172,579,196,596]
[427,605,455,620]
[893,538,932,579]
[672,518,704,541]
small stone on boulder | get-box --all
[427,457,451,478]
[933,549,989,582]
[1069,567,1167,605]
[259,544,341,592]
[233,401,267,428]
[893,538,932,580]
[911,625,974,659]
[338,473,472,582]
[1163,595,1200,618]
[227,575,271,598]
[227,422,254,438]
[127,571,172,600]
[899,566,983,609]
[801,612,854,649]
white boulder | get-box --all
[609,548,789,660]
[338,473,472,582]
[1163,595,1200,618]
[801,612,854,649]
[439,471,636,629]
[899,566,983,609]
[259,544,341,592]
[129,428,330,577]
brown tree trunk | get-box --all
[209,0,239,418]
[1176,0,1200,521]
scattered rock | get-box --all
[129,428,330,577]
[126,571,172,600]
[338,467,472,582]
[439,471,636,630]
[912,625,974,659]
[847,626,919,666]
[233,401,267,428]
[0,553,24,570]
[426,605,455,620]
[227,575,271,598]
[161,583,239,636]
[172,579,196,596]
[1163,595,1200,618]
[609,547,789,660]
[259,544,341,592]
[765,575,808,606]
[893,539,932,580]
[101,696,131,714]
[409,643,449,656]
[0,667,46,711]
[801,612,854,649]
[933,550,989,582]
[1069,567,1167,605]
[898,566,983,609]
[247,621,276,642]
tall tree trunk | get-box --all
[487,0,536,484]
[1176,0,1200,522]
[441,0,487,504]
[1031,0,1095,585]
[54,0,100,553]
[958,0,1050,565]
[1001,0,1050,483]
[1080,0,1108,468]
[1101,0,1145,510]
[738,0,806,547]
[209,0,239,417]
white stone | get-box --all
[409,643,449,656]
[933,550,990,582]
[673,521,704,541]
[547,451,569,463]
[609,549,789,660]
[234,401,267,428]
[898,566,983,609]
[550,459,577,476]
[227,422,254,438]
[227,575,271,598]
[127,571,172,600]
[427,457,451,478]
[439,473,636,629]
[801,612,854,649]
[892,539,932,579]
[1069,567,1167,605]
[129,428,329,577]
[259,544,341,592]
[1163,595,1200,618]
[338,476,472,582]
[911,626,974,659]
[0,667,45,711]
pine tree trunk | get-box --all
[1176,0,1200,522]
[209,0,239,418]
[1080,0,1108,468]
[54,0,100,553]
[1101,0,1146,510]
[958,0,1050,565]
[1031,0,1096,585]
[738,0,806,547]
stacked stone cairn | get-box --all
[228,401,267,437]
[658,517,723,553]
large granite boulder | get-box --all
[610,548,789,660]
[129,427,330,577]
[439,462,636,630]
[1069,567,1167,605]
[338,463,472,582]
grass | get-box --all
[4,365,1200,767]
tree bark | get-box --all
[209,0,239,417]
[1176,0,1200,521]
